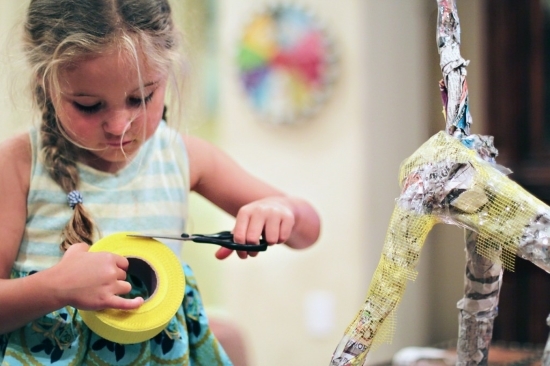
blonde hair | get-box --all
[23,0,186,250]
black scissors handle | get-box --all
[182,231,268,252]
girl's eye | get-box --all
[73,102,102,114]
[128,92,154,107]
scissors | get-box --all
[127,231,268,252]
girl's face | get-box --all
[52,48,168,173]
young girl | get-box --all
[0,0,321,364]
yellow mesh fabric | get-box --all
[337,207,436,363]
[400,131,547,271]
[332,131,548,366]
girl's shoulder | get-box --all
[0,133,32,278]
[0,133,32,172]
[0,132,32,191]
[0,132,31,148]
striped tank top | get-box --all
[16,121,189,272]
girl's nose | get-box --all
[103,109,132,136]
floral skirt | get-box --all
[0,264,232,366]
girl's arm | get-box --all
[184,135,321,259]
[0,134,141,334]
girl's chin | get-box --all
[80,148,139,172]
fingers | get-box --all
[233,201,295,245]
[215,247,234,260]
[232,216,251,245]
[59,245,145,310]
[104,281,143,310]
[215,247,261,260]
[117,279,132,295]
[233,214,285,246]
[236,250,249,259]
[106,294,144,310]
[104,253,129,279]
[116,267,127,280]
[114,254,130,271]
[263,215,284,244]
[64,242,90,257]
[220,198,298,260]
[278,218,294,244]
[232,214,260,259]
[244,214,266,244]
[233,211,268,245]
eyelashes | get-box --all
[73,102,102,114]
[72,91,155,115]
[128,92,154,107]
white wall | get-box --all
[0,1,33,135]
[213,1,432,364]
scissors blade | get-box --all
[128,232,268,252]
[127,233,191,241]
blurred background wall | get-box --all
[0,0,485,365]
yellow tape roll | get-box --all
[79,232,185,344]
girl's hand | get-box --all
[52,243,144,310]
[186,136,320,259]
[215,197,295,260]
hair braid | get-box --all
[36,85,96,250]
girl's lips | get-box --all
[105,140,133,147]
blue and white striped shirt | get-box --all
[16,121,189,272]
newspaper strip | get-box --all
[437,0,471,137]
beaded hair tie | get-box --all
[67,190,83,209]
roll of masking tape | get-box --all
[79,232,185,344]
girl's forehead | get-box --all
[59,50,166,91]
[66,48,161,75]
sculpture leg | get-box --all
[456,230,502,366]
[330,206,437,366]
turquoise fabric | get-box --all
[1,122,232,365]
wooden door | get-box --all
[485,0,550,344]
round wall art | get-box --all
[237,3,339,125]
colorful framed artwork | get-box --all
[237,3,339,125]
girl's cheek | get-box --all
[59,112,100,140]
